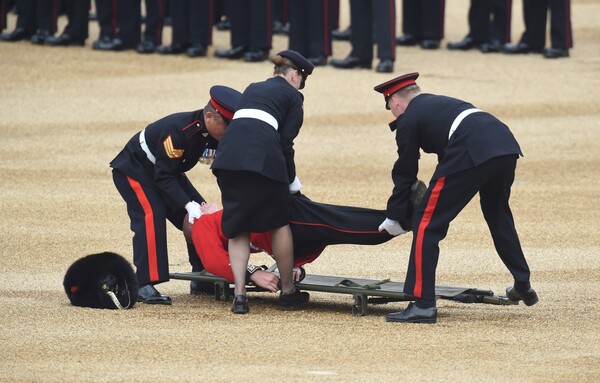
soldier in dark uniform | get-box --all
[503,0,572,58]
[92,0,141,51]
[45,0,91,46]
[156,0,213,57]
[447,0,512,53]
[213,0,272,62]
[110,86,242,305]
[396,0,445,49]
[374,73,538,324]
[330,0,396,73]
[287,0,334,66]
[0,0,60,43]
[136,0,166,54]
[211,50,314,314]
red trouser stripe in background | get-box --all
[127,176,159,282]
[414,177,445,297]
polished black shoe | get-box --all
[278,288,310,308]
[420,39,440,50]
[156,43,188,55]
[396,34,418,46]
[190,281,215,295]
[186,44,207,57]
[479,40,501,53]
[243,49,269,62]
[307,56,328,66]
[447,36,477,51]
[109,38,135,51]
[46,33,85,46]
[543,47,569,59]
[375,59,394,73]
[332,27,351,41]
[30,30,52,45]
[92,36,114,50]
[1,28,34,42]
[231,294,249,314]
[136,40,156,54]
[502,42,544,54]
[214,45,247,59]
[506,286,539,306]
[331,56,372,69]
[386,302,437,324]
[137,284,172,305]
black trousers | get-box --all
[468,0,512,44]
[112,170,204,286]
[60,0,90,41]
[401,0,445,41]
[169,0,213,47]
[1,0,9,31]
[227,0,271,51]
[349,0,396,61]
[142,0,166,45]
[288,0,334,58]
[404,155,531,301]
[95,0,141,44]
[15,0,59,34]
[290,195,393,256]
[520,0,573,50]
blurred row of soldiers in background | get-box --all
[1,0,573,73]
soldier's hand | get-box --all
[378,218,408,236]
[185,201,202,224]
[249,270,280,292]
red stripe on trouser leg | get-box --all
[414,177,445,297]
[127,176,159,282]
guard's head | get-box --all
[208,85,242,125]
[374,72,420,110]
[63,252,138,310]
[273,50,314,89]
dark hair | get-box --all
[272,54,298,76]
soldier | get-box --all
[92,0,141,51]
[110,86,242,305]
[136,0,167,54]
[287,0,335,66]
[156,0,213,57]
[211,50,314,314]
[330,0,396,73]
[45,0,91,46]
[503,0,572,58]
[396,0,445,49]
[375,73,538,323]
[0,0,60,43]
[447,0,512,53]
[213,0,272,62]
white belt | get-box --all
[139,129,156,164]
[448,108,481,139]
[233,108,279,130]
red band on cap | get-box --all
[210,98,234,120]
[384,79,417,97]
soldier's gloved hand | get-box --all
[289,176,302,194]
[185,201,202,224]
[378,218,408,236]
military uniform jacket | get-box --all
[387,93,522,226]
[211,76,304,184]
[110,110,216,209]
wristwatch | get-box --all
[245,264,262,285]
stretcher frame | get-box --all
[170,270,517,316]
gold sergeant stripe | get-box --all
[163,135,184,159]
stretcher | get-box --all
[170,270,517,316]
